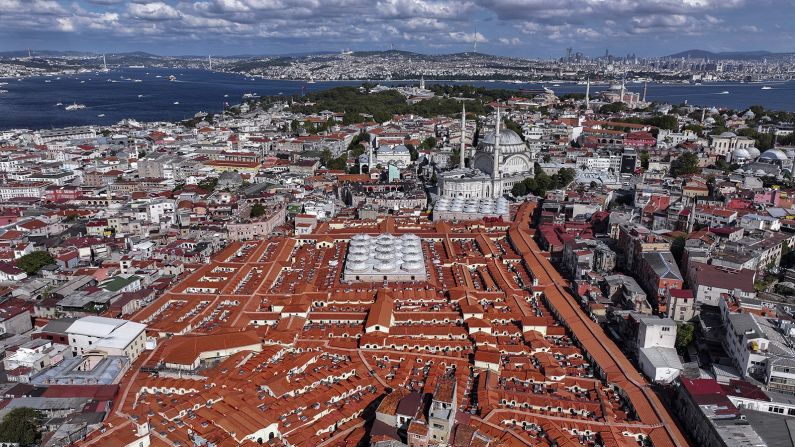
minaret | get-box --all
[420,76,425,90]
[642,81,648,102]
[492,108,502,198]
[459,103,466,169]
[368,143,374,174]
[208,55,212,70]
[620,80,625,104]
[701,108,706,124]
[585,78,591,111]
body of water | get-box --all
[1,68,794,130]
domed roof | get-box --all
[732,148,751,159]
[748,147,761,158]
[480,128,525,146]
[719,131,737,138]
[760,149,788,161]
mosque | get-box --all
[438,107,534,199]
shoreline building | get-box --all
[438,107,534,199]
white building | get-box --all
[637,315,677,349]
[710,132,755,159]
[722,312,771,378]
[636,316,681,383]
[639,346,683,383]
[3,339,68,383]
[575,154,621,172]
[375,144,411,167]
[0,182,49,200]
[740,214,781,232]
[66,316,147,361]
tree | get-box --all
[676,323,695,350]
[0,407,41,446]
[599,102,626,114]
[373,110,392,123]
[16,251,54,275]
[197,177,218,192]
[511,182,527,197]
[350,143,366,158]
[420,136,437,150]
[670,152,700,176]
[449,149,460,168]
[406,143,419,161]
[503,118,525,141]
[640,151,650,170]
[250,203,266,218]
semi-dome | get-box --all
[760,149,788,161]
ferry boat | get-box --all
[173,101,180,105]
[761,86,773,90]
[65,102,86,110]
[717,91,730,95]
[168,75,177,81]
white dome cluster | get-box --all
[435,196,509,216]
[343,234,427,281]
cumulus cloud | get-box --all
[498,37,521,45]
[0,0,783,56]
[447,31,486,43]
[128,2,182,21]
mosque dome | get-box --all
[732,148,751,160]
[760,148,788,161]
[747,147,761,158]
[479,128,525,147]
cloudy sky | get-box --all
[1,0,793,57]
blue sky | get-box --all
[1,0,793,57]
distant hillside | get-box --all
[666,49,791,60]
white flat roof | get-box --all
[67,316,146,349]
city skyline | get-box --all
[1,0,794,58]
